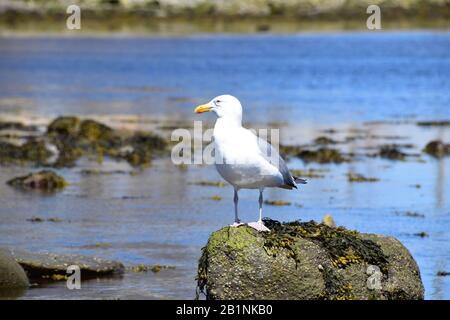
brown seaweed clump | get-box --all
[7,170,67,191]
[347,172,379,183]
[46,116,167,167]
[377,145,407,160]
[297,148,349,164]
[279,144,349,164]
[314,136,338,145]
[423,140,450,158]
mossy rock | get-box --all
[7,170,67,191]
[46,117,167,167]
[121,132,168,166]
[77,119,115,144]
[0,140,52,165]
[47,116,80,137]
[197,219,424,300]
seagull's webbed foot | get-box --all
[247,220,270,232]
[229,221,244,228]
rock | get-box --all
[377,145,407,160]
[423,140,450,158]
[0,248,29,290]
[121,131,167,166]
[197,219,424,300]
[7,170,67,191]
[47,116,80,137]
[297,148,349,164]
[314,136,338,145]
[0,140,52,165]
[11,250,125,280]
[46,116,166,167]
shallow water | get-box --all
[0,32,449,299]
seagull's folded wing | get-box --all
[256,136,297,189]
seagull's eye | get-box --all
[215,100,221,105]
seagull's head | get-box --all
[194,94,242,123]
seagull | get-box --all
[194,94,307,232]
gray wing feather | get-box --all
[256,136,297,188]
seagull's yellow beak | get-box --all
[194,104,212,113]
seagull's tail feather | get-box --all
[293,176,307,185]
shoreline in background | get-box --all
[1,0,450,35]
[1,17,449,36]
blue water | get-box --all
[0,31,449,300]
[0,32,449,122]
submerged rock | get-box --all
[7,170,67,191]
[197,219,424,300]
[0,248,29,290]
[11,250,124,280]
[423,140,450,158]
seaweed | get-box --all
[7,170,67,191]
[347,172,379,182]
[0,140,52,165]
[46,116,167,167]
[423,140,450,158]
[261,219,388,272]
[297,148,349,164]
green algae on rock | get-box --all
[197,219,424,300]
[7,170,67,191]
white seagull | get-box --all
[194,94,307,232]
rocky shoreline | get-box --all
[1,0,449,34]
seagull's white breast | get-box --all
[213,120,284,189]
